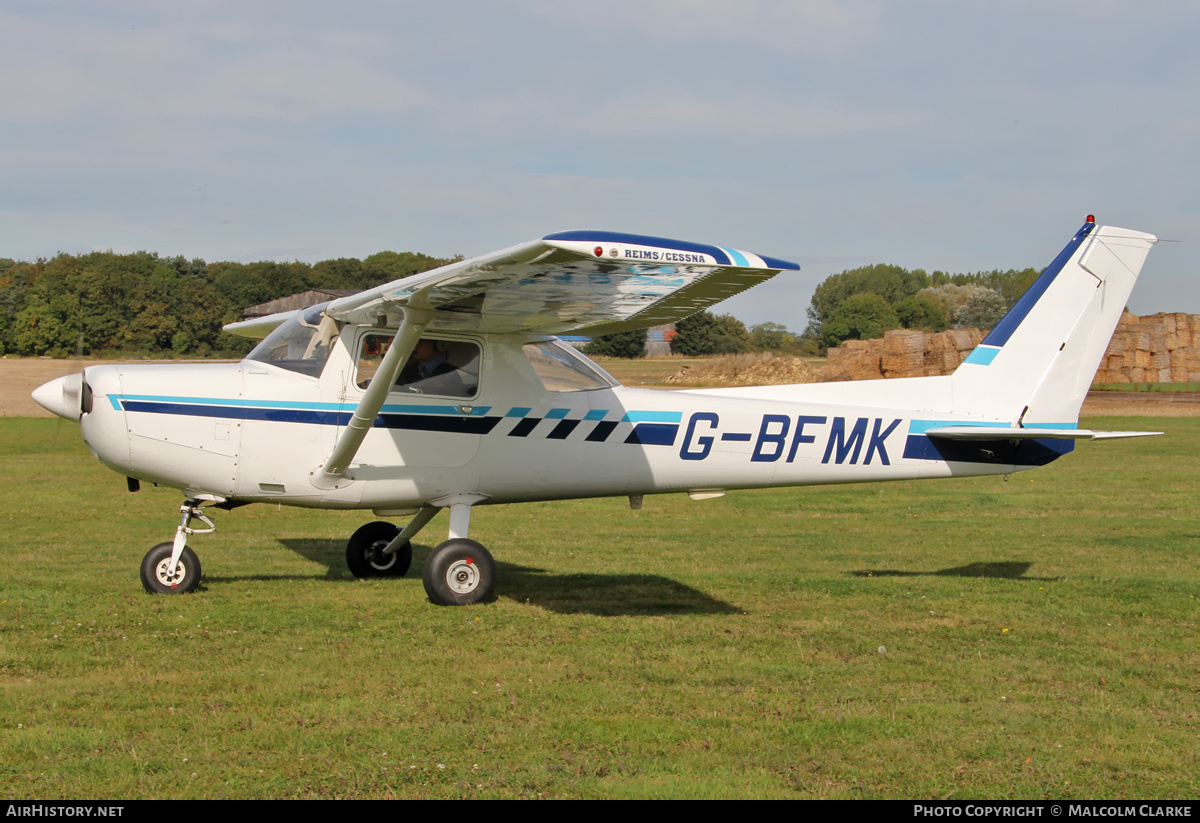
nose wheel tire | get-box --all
[346,521,412,578]
[140,542,202,594]
[422,539,495,606]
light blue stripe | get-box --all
[505,407,532,418]
[722,247,749,267]
[583,409,608,421]
[909,420,1006,435]
[620,410,683,423]
[910,419,1076,434]
[546,408,570,420]
[119,394,344,410]
[962,346,1001,366]
[109,395,122,411]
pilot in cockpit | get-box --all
[398,338,468,396]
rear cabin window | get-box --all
[357,335,480,399]
[522,339,617,392]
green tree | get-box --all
[672,311,753,356]
[749,321,797,351]
[821,293,900,348]
[953,288,1008,329]
[583,329,647,358]
[894,295,948,331]
[806,264,929,338]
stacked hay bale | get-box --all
[823,313,1200,384]
[823,328,985,381]
[1095,312,1200,384]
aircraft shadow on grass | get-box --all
[849,561,1061,581]
[271,538,740,616]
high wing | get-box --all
[320,231,799,335]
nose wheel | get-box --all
[141,542,202,594]
[141,497,215,594]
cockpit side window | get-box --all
[245,305,340,378]
[356,334,480,399]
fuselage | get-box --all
[68,324,1064,513]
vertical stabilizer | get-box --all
[950,220,1157,425]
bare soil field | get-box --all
[5,357,1198,417]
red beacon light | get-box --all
[1086,214,1096,224]
[593,246,604,257]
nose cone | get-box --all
[32,373,84,422]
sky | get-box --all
[2,1,1197,331]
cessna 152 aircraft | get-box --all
[32,218,1159,605]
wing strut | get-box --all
[311,304,434,490]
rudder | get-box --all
[950,219,1157,426]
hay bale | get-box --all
[881,329,928,378]
[1170,349,1189,382]
[666,353,823,387]
[945,329,979,351]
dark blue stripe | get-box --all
[123,400,501,434]
[903,435,1073,466]
[720,433,752,442]
[981,221,1096,348]
[544,231,733,266]
[508,417,541,438]
[123,401,350,425]
[758,254,800,271]
[547,419,580,440]
[376,414,500,435]
[586,421,618,442]
[624,423,679,447]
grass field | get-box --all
[0,416,1195,799]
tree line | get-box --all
[0,247,1040,360]
[0,250,454,358]
[804,263,1041,349]
[585,263,1042,358]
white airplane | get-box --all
[32,219,1160,605]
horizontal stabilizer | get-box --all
[926,427,1162,441]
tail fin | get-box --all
[950,219,1157,425]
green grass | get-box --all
[1091,383,1200,393]
[0,417,1196,799]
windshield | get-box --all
[523,338,618,392]
[246,304,340,378]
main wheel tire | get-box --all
[346,521,412,578]
[140,542,202,594]
[422,539,495,606]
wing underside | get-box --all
[321,231,798,335]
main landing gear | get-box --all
[141,494,496,605]
[345,496,495,606]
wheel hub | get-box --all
[368,541,395,570]
[155,559,186,588]
[445,558,479,594]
